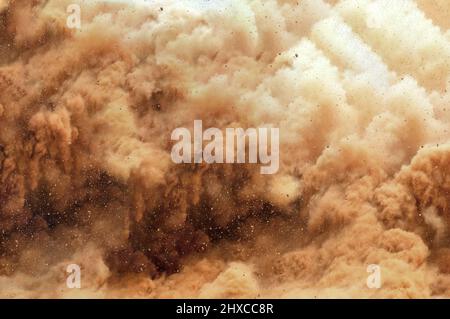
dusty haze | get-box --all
[0,0,450,298]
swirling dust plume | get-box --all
[1,0,450,298]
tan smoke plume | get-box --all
[0,0,450,298]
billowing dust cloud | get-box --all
[0,0,450,298]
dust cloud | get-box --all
[0,0,450,298]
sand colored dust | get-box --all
[0,0,450,298]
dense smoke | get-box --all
[0,0,450,298]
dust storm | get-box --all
[0,0,450,298]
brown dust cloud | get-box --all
[1,0,450,298]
